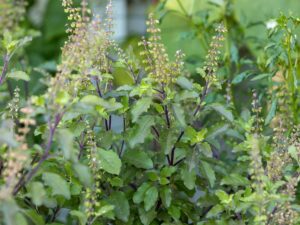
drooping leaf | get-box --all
[70,210,87,225]
[128,115,155,147]
[232,71,251,84]
[109,191,130,222]
[160,129,177,154]
[57,129,75,161]
[206,204,224,218]
[180,167,196,190]
[172,103,186,127]
[123,149,153,169]
[209,103,234,122]
[251,73,272,81]
[131,97,152,123]
[200,161,216,188]
[42,172,70,199]
[73,163,92,187]
[221,173,250,186]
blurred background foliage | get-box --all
[16,0,299,119]
[24,0,300,64]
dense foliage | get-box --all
[0,0,300,225]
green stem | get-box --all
[176,0,189,17]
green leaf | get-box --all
[133,183,151,204]
[23,210,45,225]
[215,190,233,204]
[128,115,155,147]
[0,200,20,225]
[15,213,27,225]
[181,167,196,190]
[172,104,186,127]
[144,186,158,211]
[168,205,181,221]
[112,66,135,86]
[73,163,92,187]
[160,166,176,177]
[288,145,298,161]
[185,126,207,145]
[176,76,193,90]
[98,149,122,175]
[131,97,152,123]
[123,149,153,169]
[80,95,123,112]
[95,205,115,217]
[160,187,172,208]
[200,161,216,188]
[209,103,234,122]
[55,91,70,105]
[221,173,250,186]
[138,208,157,225]
[42,172,70,199]
[80,95,100,105]
[206,204,224,218]
[265,98,277,125]
[206,124,229,140]
[251,73,271,81]
[0,126,18,147]
[70,210,87,225]
[160,129,177,154]
[57,129,74,161]
[28,182,46,206]
[109,191,130,222]
[232,71,251,84]
[7,71,30,81]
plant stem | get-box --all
[119,116,126,157]
[164,105,171,128]
[169,131,184,165]
[151,126,160,138]
[13,113,62,195]
[0,54,10,85]
[193,79,209,117]
[176,0,189,17]
[94,77,111,131]
[78,131,86,160]
[168,79,210,165]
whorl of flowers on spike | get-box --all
[203,23,227,89]
[0,0,26,32]
[61,0,114,79]
[251,91,264,133]
[270,175,299,225]
[0,104,35,200]
[84,121,102,223]
[246,134,267,224]
[139,14,185,86]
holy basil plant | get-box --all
[0,0,300,225]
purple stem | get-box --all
[13,113,62,195]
